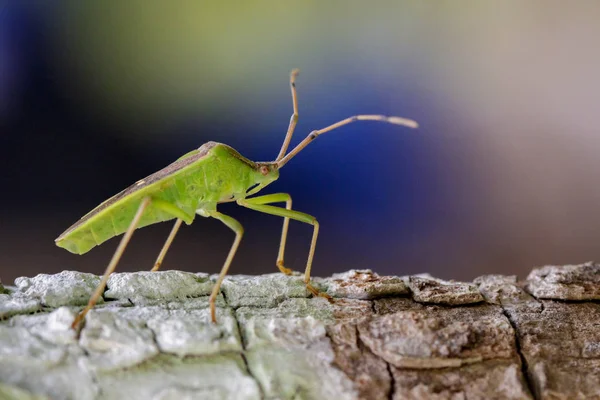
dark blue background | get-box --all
[2,2,599,283]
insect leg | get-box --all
[151,218,183,272]
[71,196,152,330]
[149,199,194,271]
[276,69,300,161]
[245,193,294,275]
[237,200,333,302]
[208,211,244,323]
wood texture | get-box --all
[1,262,599,399]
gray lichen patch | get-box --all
[96,354,261,400]
[319,269,410,299]
[0,294,41,320]
[245,347,357,400]
[0,324,96,400]
[0,325,71,366]
[105,271,213,304]
[79,309,160,371]
[236,297,372,399]
[408,276,484,305]
[236,298,337,350]
[14,271,102,307]
[391,360,533,400]
[235,298,375,397]
[220,273,311,308]
[0,382,49,400]
[9,307,78,346]
[0,362,96,400]
[525,261,600,300]
[363,300,516,369]
[159,294,227,309]
[238,295,371,323]
[146,307,242,356]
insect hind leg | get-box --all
[72,196,152,330]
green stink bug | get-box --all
[56,69,418,329]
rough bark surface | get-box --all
[0,263,599,400]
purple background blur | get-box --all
[2,2,600,284]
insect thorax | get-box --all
[176,144,279,207]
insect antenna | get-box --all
[275,114,418,168]
[276,69,300,161]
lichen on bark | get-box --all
[0,263,599,399]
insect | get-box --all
[55,69,418,329]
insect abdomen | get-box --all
[56,196,181,255]
[56,171,209,254]
[55,142,255,255]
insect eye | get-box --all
[259,165,270,176]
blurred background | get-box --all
[1,1,600,284]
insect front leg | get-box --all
[237,199,333,303]
[72,196,152,330]
[244,193,295,275]
[208,211,244,323]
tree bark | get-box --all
[0,262,599,400]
